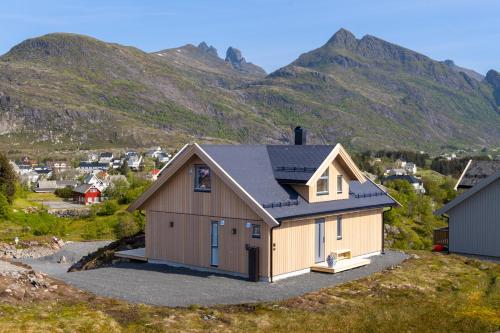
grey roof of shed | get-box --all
[457,160,500,189]
[73,184,98,194]
[436,170,500,215]
[201,144,396,220]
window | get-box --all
[316,168,329,195]
[337,216,342,240]
[251,224,261,239]
[194,165,211,191]
[337,175,343,194]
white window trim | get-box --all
[316,168,329,196]
[337,174,343,194]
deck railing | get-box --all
[433,227,449,246]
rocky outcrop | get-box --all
[485,69,500,106]
[225,47,266,76]
[197,41,218,57]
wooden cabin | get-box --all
[128,129,398,281]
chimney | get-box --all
[294,126,307,145]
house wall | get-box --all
[272,209,383,276]
[306,158,351,203]
[448,178,500,257]
[143,156,270,278]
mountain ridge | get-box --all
[0,30,498,152]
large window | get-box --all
[194,165,211,192]
[337,175,343,194]
[337,216,343,240]
[316,168,329,196]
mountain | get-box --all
[0,30,498,152]
[243,28,500,150]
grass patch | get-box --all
[0,251,498,332]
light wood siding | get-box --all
[143,156,261,220]
[307,157,351,203]
[272,209,382,275]
[448,178,500,257]
[142,155,269,278]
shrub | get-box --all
[114,212,139,238]
[97,200,119,216]
[0,193,12,219]
[55,186,74,199]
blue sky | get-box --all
[1,0,499,74]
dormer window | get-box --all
[194,165,211,192]
[337,175,343,194]
[316,168,329,196]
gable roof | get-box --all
[436,170,500,215]
[455,160,500,190]
[129,143,396,224]
[73,184,100,194]
[383,175,422,184]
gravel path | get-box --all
[20,244,407,307]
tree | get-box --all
[119,159,129,176]
[0,193,11,219]
[0,152,16,203]
[114,212,140,238]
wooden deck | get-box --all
[115,247,147,261]
[311,257,371,274]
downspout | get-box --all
[269,221,282,283]
[381,206,393,255]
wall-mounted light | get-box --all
[170,221,174,228]
[232,228,237,235]
[220,220,225,226]
[245,222,252,229]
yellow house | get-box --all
[128,129,398,281]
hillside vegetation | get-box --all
[0,29,499,152]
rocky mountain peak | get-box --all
[225,47,245,68]
[326,28,357,49]
[197,41,218,57]
[485,69,500,106]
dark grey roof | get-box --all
[267,145,333,183]
[73,184,96,194]
[457,160,500,189]
[201,144,396,220]
[382,175,422,185]
[79,162,108,169]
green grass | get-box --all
[0,252,498,332]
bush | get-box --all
[55,186,74,199]
[0,193,12,219]
[96,200,119,216]
[114,212,140,238]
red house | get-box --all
[73,184,102,205]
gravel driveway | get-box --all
[19,243,407,307]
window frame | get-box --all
[251,224,261,239]
[337,174,343,194]
[336,215,343,240]
[194,164,212,192]
[316,168,329,196]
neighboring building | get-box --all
[82,174,107,192]
[111,159,123,169]
[386,168,406,176]
[145,147,163,159]
[403,162,417,175]
[33,167,53,179]
[78,162,109,173]
[128,130,398,282]
[435,171,500,258]
[46,161,69,171]
[73,184,102,205]
[99,152,114,165]
[382,175,425,194]
[455,160,500,190]
[157,152,170,164]
[35,180,79,193]
[127,154,143,171]
[88,153,99,162]
[149,169,161,181]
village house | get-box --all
[46,160,69,171]
[382,174,425,194]
[78,162,109,173]
[73,184,102,205]
[127,128,398,282]
[34,180,79,193]
[99,152,114,165]
[149,169,161,181]
[435,170,500,258]
[403,162,417,175]
[82,173,107,192]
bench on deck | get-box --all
[310,249,370,274]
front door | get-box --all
[210,221,219,266]
[315,218,325,263]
